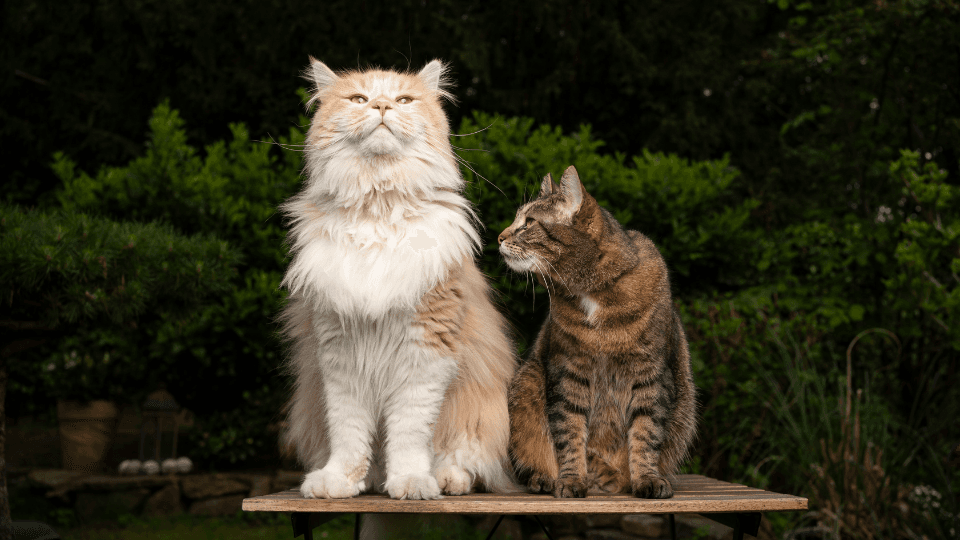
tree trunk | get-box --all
[0,360,11,540]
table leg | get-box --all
[533,516,555,540]
[669,514,676,540]
[290,512,346,539]
[482,515,506,540]
[354,513,361,540]
[701,512,762,540]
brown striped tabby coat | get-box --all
[497,166,697,499]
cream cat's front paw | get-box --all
[435,464,472,495]
[301,468,364,499]
[385,473,442,500]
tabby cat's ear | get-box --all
[539,173,556,198]
[307,56,339,93]
[559,166,584,215]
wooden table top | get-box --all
[242,474,807,515]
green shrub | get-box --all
[1,203,240,403]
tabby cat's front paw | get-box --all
[300,468,363,499]
[553,475,588,498]
[631,474,673,499]
[523,471,556,494]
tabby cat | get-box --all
[498,166,697,498]
[279,58,517,500]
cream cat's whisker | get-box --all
[450,118,498,138]
[422,132,506,198]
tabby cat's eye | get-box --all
[350,95,368,104]
[398,96,413,104]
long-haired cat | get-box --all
[279,58,517,500]
[498,166,696,498]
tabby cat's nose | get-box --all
[497,231,507,245]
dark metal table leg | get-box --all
[701,513,762,540]
[484,515,506,540]
[669,514,677,540]
[291,512,347,539]
[533,516,555,540]
[354,513,361,540]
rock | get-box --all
[161,459,178,475]
[140,460,160,475]
[182,474,248,499]
[11,521,60,540]
[620,515,665,538]
[142,483,183,518]
[176,456,193,474]
[585,529,641,540]
[675,515,733,540]
[248,475,272,497]
[188,495,247,516]
[27,470,89,490]
[118,460,141,475]
[272,470,303,492]
[584,514,625,528]
[74,489,149,523]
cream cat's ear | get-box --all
[539,173,556,198]
[559,166,584,215]
[418,59,455,101]
[306,56,339,93]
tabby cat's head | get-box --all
[498,166,604,280]
[303,58,454,159]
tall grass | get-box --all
[740,326,959,539]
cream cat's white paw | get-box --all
[436,464,472,495]
[300,468,364,499]
[385,473,442,500]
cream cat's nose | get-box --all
[372,100,392,116]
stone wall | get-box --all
[22,469,304,523]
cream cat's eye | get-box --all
[397,96,413,104]
[350,95,368,104]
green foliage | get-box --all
[1,203,241,402]
[684,292,959,539]
[456,111,761,346]
[38,100,303,462]
[759,0,960,224]
[1,203,238,325]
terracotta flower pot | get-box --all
[57,399,119,472]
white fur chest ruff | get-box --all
[282,186,479,318]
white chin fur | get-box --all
[282,126,478,319]
[502,252,537,273]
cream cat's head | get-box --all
[304,58,454,160]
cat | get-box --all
[498,166,697,499]
[279,58,517,500]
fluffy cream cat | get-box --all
[280,58,517,500]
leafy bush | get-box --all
[49,101,302,425]
[1,203,240,403]
[454,111,762,348]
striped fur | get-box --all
[498,166,697,499]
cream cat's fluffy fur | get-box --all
[280,58,517,500]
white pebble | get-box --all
[176,456,193,474]
[118,459,141,475]
[141,459,160,475]
[161,458,179,475]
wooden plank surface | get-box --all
[242,475,807,515]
